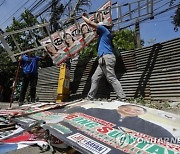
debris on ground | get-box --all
[0,100,180,154]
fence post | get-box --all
[135,19,141,48]
[56,63,70,103]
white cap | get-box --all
[98,21,112,27]
[98,22,105,26]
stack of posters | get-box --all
[24,100,180,154]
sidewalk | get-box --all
[0,102,18,109]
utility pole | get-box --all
[135,19,141,48]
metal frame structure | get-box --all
[0,0,179,63]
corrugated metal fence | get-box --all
[134,38,180,101]
[37,38,180,102]
[36,66,60,102]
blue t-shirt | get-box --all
[21,54,40,75]
[97,25,113,57]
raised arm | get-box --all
[82,13,98,29]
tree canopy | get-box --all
[172,6,180,31]
[79,29,137,59]
[170,0,180,31]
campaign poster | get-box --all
[0,109,25,117]
[38,1,112,66]
[28,111,66,124]
[0,130,48,154]
[0,103,64,118]
[96,0,112,26]
[64,24,84,58]
[30,100,180,154]
[80,15,96,45]
[22,103,64,115]
[52,31,68,51]
[40,33,69,66]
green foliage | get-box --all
[6,18,25,52]
[0,54,16,75]
[112,29,136,52]
[79,39,98,59]
[135,97,147,105]
[70,0,91,17]
[162,101,171,108]
[5,10,40,51]
[13,80,22,101]
[172,6,180,32]
[0,51,18,101]
[79,29,137,59]
[127,97,148,105]
[50,0,64,32]
[21,10,38,27]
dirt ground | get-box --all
[6,146,80,154]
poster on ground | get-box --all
[0,103,64,117]
[27,100,180,154]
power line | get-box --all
[0,0,23,24]
[143,18,171,23]
[17,0,58,21]
[17,0,45,21]
[117,1,179,30]
[0,0,5,7]
[139,3,179,25]
[154,1,170,12]
[29,0,44,12]
[34,0,60,17]
[0,0,31,27]
[1,0,179,31]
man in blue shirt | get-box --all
[18,52,43,106]
[82,14,126,101]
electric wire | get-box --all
[0,0,23,24]
[0,0,5,7]
[17,0,46,21]
[0,0,31,27]
[0,0,179,30]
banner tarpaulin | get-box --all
[26,100,180,154]
[96,0,112,25]
[64,24,84,58]
[40,33,69,66]
[80,15,96,46]
[40,1,112,66]
[0,102,65,117]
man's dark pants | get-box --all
[19,73,38,103]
